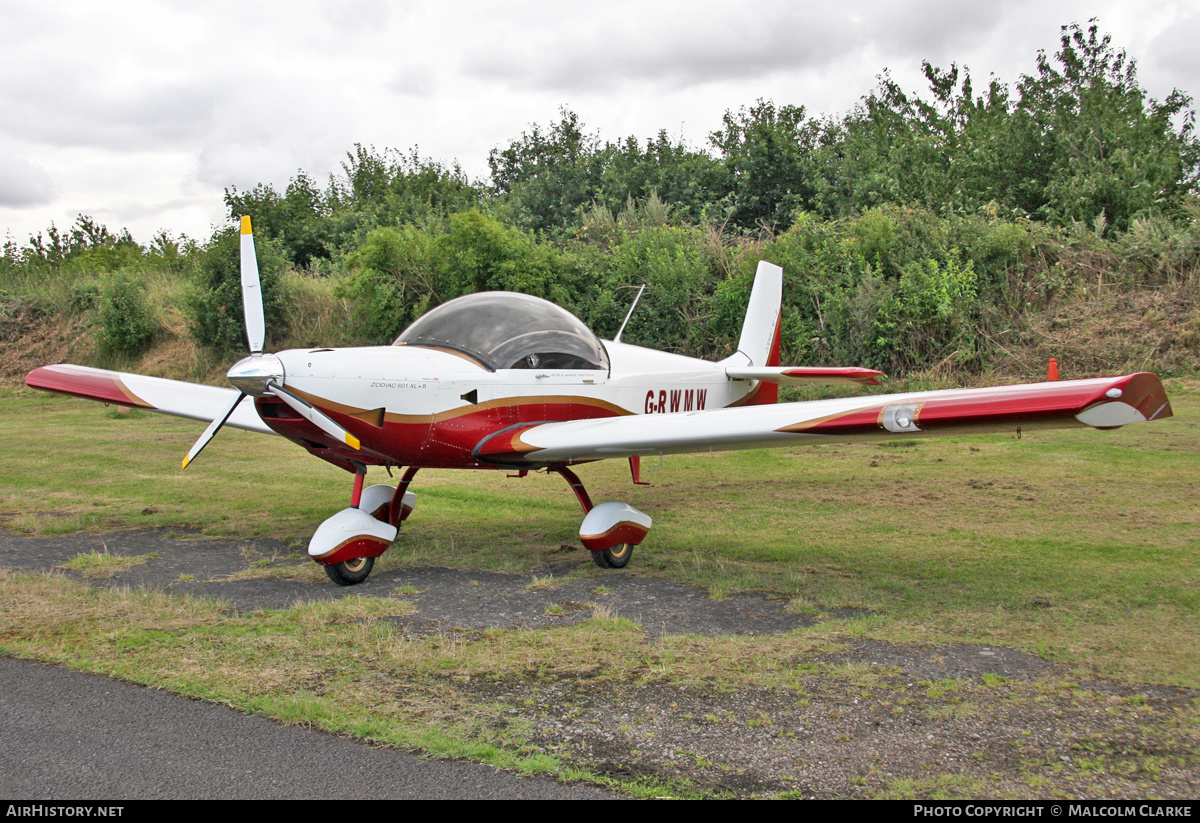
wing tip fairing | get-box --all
[1074,371,1172,428]
[26,364,150,408]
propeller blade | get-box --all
[267,381,361,451]
[240,216,266,356]
[182,391,247,470]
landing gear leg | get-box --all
[549,465,650,570]
[388,467,421,527]
[549,465,594,513]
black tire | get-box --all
[324,556,375,586]
[591,543,634,569]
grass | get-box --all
[59,548,158,578]
[0,572,573,776]
[3,384,1199,685]
[3,570,1193,798]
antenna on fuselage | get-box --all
[614,283,647,343]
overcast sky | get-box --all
[2,0,1197,247]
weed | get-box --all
[59,549,156,578]
[786,599,825,617]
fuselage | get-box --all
[256,341,761,472]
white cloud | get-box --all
[0,155,55,207]
[0,0,1193,244]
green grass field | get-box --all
[1,383,1197,797]
[2,383,1197,686]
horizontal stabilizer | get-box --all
[727,366,884,387]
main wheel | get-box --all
[324,556,375,586]
[592,543,634,569]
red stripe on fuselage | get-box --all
[257,396,628,470]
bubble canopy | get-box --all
[393,292,610,372]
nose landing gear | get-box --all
[308,468,420,586]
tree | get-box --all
[328,144,479,223]
[594,131,728,226]
[226,146,481,265]
[709,100,823,233]
[1015,21,1199,230]
[225,172,330,267]
[822,22,1198,230]
[24,215,141,270]
[488,108,604,235]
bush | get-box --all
[186,228,288,353]
[875,255,980,372]
[590,224,715,354]
[96,273,157,356]
[341,225,438,344]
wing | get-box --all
[475,373,1172,464]
[25,364,276,436]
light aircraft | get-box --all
[26,218,1174,585]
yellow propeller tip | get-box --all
[346,434,361,451]
[240,216,252,235]
[181,457,190,470]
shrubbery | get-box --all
[185,228,289,353]
[96,273,157,357]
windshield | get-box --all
[393,292,609,372]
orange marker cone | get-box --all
[1047,358,1059,381]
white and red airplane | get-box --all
[26,218,1174,585]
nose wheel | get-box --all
[325,556,375,586]
[592,543,634,569]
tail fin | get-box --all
[731,261,783,405]
[736,261,783,367]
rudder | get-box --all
[734,262,782,404]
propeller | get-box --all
[181,389,247,469]
[240,219,265,356]
[181,217,359,469]
[265,379,361,451]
